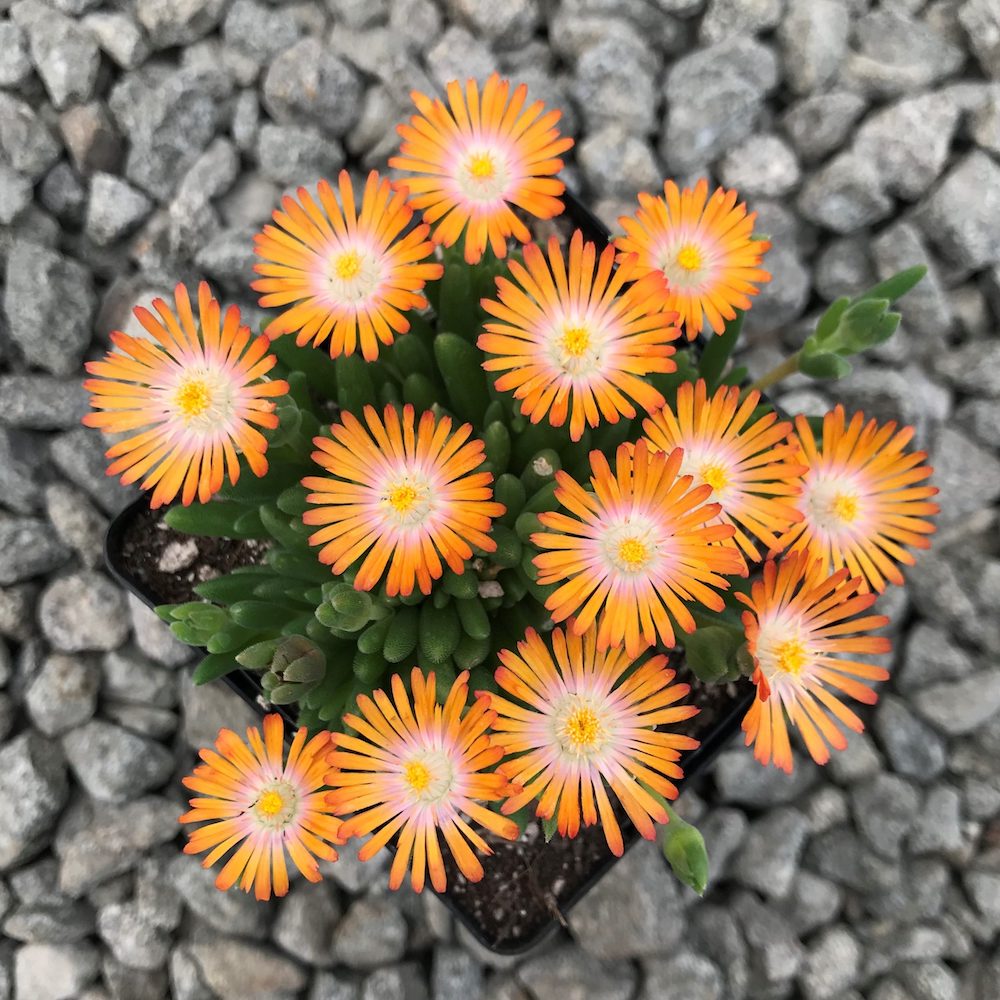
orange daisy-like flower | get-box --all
[642,379,805,562]
[252,170,443,361]
[774,406,939,593]
[616,179,771,339]
[389,73,573,264]
[302,404,505,597]
[83,282,288,509]
[737,554,892,773]
[180,714,343,900]
[492,626,699,856]
[532,440,746,658]
[478,230,680,442]
[325,668,518,893]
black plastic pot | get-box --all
[102,190,755,956]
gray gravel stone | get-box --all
[714,747,819,807]
[167,854,271,939]
[781,91,867,164]
[334,898,407,970]
[188,938,308,1000]
[698,807,748,881]
[432,947,482,1000]
[4,241,96,376]
[798,152,893,234]
[875,694,948,780]
[447,0,540,47]
[779,0,850,95]
[0,732,68,871]
[51,428,137,516]
[13,941,100,1000]
[86,173,153,246]
[136,0,228,48]
[101,649,176,709]
[911,784,964,854]
[799,925,862,1000]
[426,25,497,87]
[734,891,804,993]
[934,339,1000,397]
[913,671,1000,735]
[929,426,1000,525]
[272,880,340,967]
[852,773,921,858]
[572,32,658,135]
[0,517,71,586]
[97,900,170,971]
[578,125,660,200]
[11,0,101,109]
[640,951,722,1000]
[257,122,345,186]
[662,36,779,172]
[0,165,32,225]
[25,654,100,737]
[518,944,636,1000]
[59,103,122,175]
[38,572,128,654]
[3,898,95,944]
[223,0,302,62]
[62,720,173,803]
[699,0,782,43]
[0,376,90,431]
[102,958,167,1000]
[310,970,360,1000]
[38,158,86,224]
[0,21,32,88]
[169,944,214,1000]
[0,93,60,181]
[82,11,150,70]
[898,961,959,1000]
[569,840,683,957]
[719,134,801,197]
[731,808,810,900]
[782,871,842,935]
[128,594,193,669]
[960,0,1000,78]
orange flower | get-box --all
[616,179,771,338]
[180,714,343,900]
[738,554,892,773]
[478,230,680,441]
[532,440,746,658]
[325,668,518,892]
[83,282,288,508]
[390,74,573,264]
[775,406,939,593]
[642,379,805,562]
[492,625,699,856]
[253,170,443,361]
[302,404,505,597]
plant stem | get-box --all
[746,351,801,393]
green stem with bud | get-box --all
[746,351,801,394]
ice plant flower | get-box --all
[252,170,443,361]
[302,404,505,597]
[532,440,746,658]
[325,668,519,892]
[642,379,806,562]
[491,625,700,855]
[390,73,573,263]
[478,230,681,441]
[774,406,939,593]
[737,553,892,773]
[83,282,288,508]
[616,179,771,338]
[180,714,342,900]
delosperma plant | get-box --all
[83,74,939,901]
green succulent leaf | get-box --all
[661,806,709,896]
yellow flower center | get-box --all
[388,484,419,513]
[676,243,703,271]
[562,705,603,751]
[617,536,650,569]
[257,790,284,816]
[774,638,809,676]
[458,148,509,201]
[700,461,729,492]
[333,249,363,280]
[175,377,212,420]
[401,750,455,804]
[382,475,432,526]
[404,761,431,793]
[252,780,297,829]
[560,326,591,357]
[832,492,859,523]
[467,152,496,179]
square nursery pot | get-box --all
[103,190,756,956]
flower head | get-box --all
[252,171,443,361]
[325,668,518,892]
[774,407,939,593]
[616,180,771,339]
[180,714,342,900]
[390,74,573,264]
[478,230,680,441]
[302,404,505,597]
[532,439,746,658]
[83,282,288,508]
[642,380,805,562]
[491,625,699,856]
[738,553,892,773]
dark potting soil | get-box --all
[117,503,744,951]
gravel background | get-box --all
[2,0,1000,998]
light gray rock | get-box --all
[798,152,893,234]
[0,581,39,641]
[814,235,875,302]
[0,93,61,181]
[875,694,947,780]
[572,31,658,135]
[914,670,1000,735]
[0,517,70,586]
[38,572,128,654]
[578,125,660,200]
[910,784,963,854]
[25,654,100,737]
[177,136,240,205]
[272,880,340,967]
[188,938,308,1000]
[714,747,819,807]
[62,721,173,803]
[13,942,100,1000]
[779,0,850,95]
[3,898,95,943]
[781,91,867,164]
[256,122,345,186]
[897,961,959,1000]
[698,807,748,881]
[0,165,31,225]
[852,773,921,858]
[744,245,811,332]
[194,227,258,291]
[128,595,193,669]
[731,808,809,899]
[518,944,636,1000]
[97,901,170,971]
[86,173,153,246]
[11,0,101,109]
[640,951,723,1000]
[82,11,150,69]
[699,0,782,43]
[136,0,228,48]
[799,925,862,1000]
[934,339,1000,398]
[719,134,801,197]
[426,25,497,88]
[960,0,1000,78]
[0,22,32,88]
[733,891,804,993]
[929,426,1000,525]
[569,840,684,957]
[431,947,482,1000]
[333,898,407,970]
[59,103,122,175]
[4,242,96,376]
[782,871,842,935]
[447,0,540,47]
[361,963,428,1000]
[0,732,68,871]
[102,959,167,1000]
[223,0,302,62]
[0,376,90,431]
[39,161,86,226]
[915,151,1000,272]
[310,970,360,1000]
[101,649,176,709]
[166,854,271,939]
